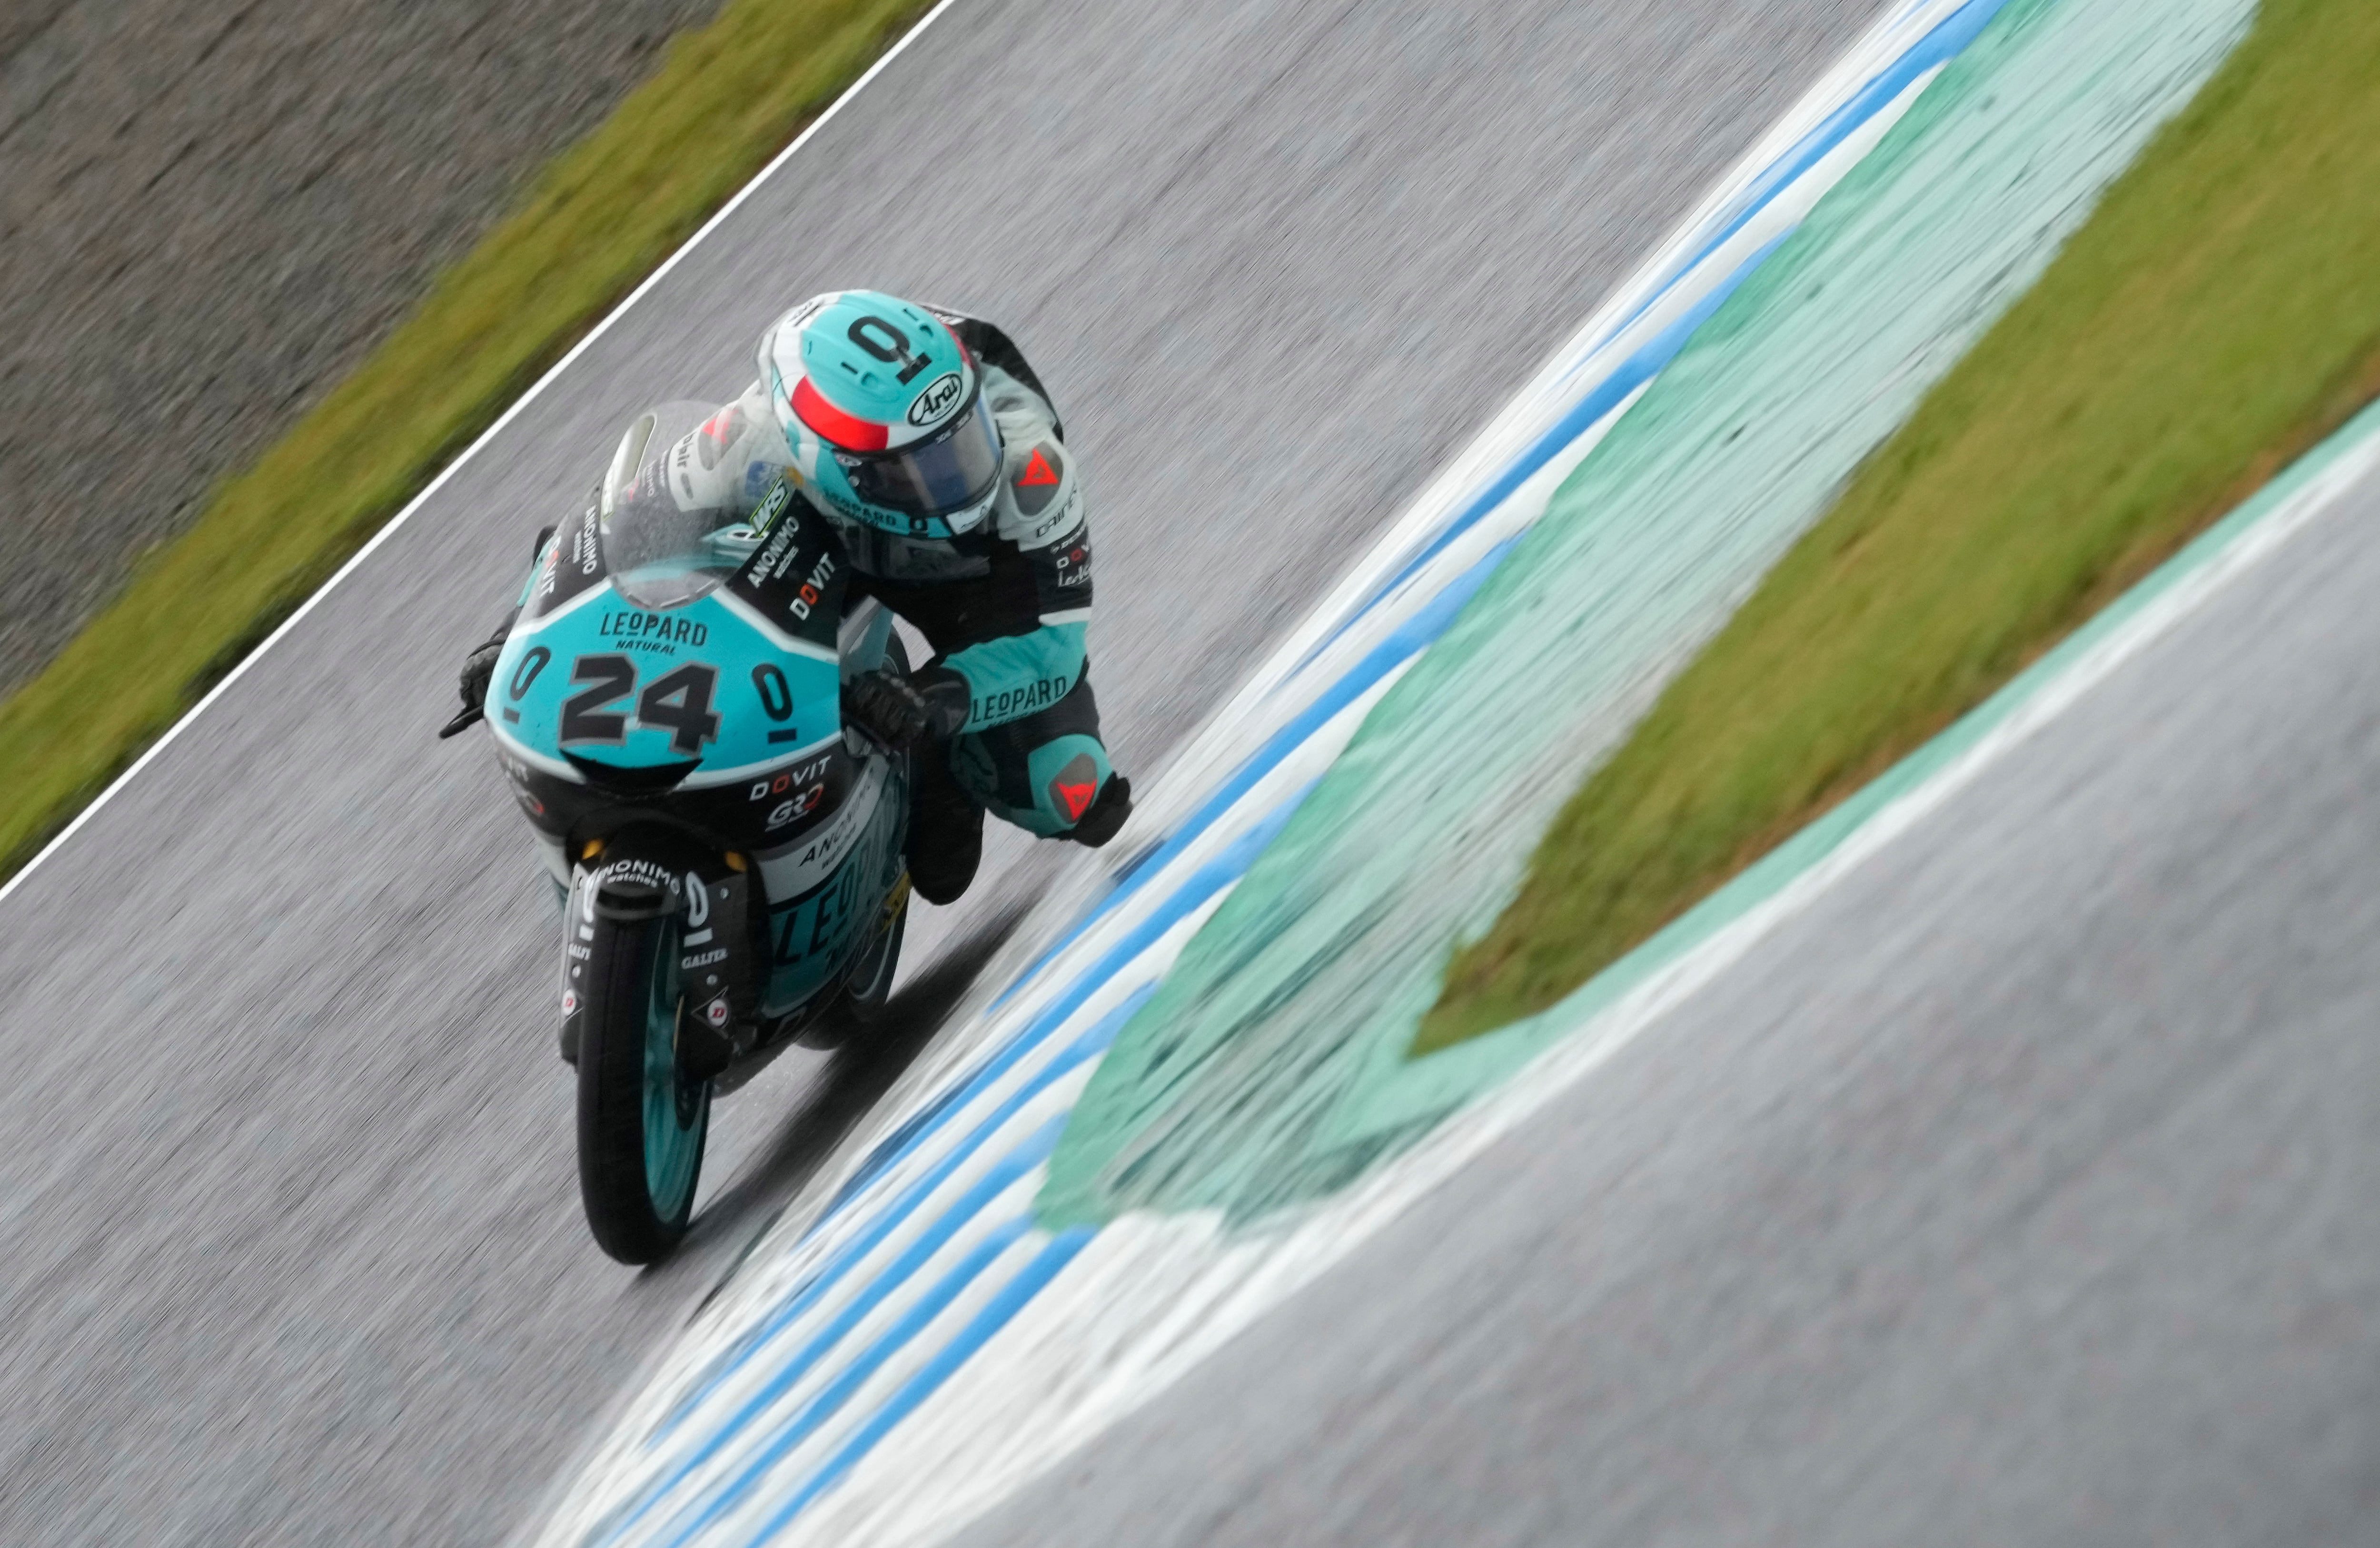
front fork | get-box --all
[557,842,759,1075]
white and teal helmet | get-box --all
[760,291,1005,538]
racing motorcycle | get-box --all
[443,402,912,1264]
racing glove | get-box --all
[440,529,546,740]
[441,629,510,739]
[459,638,503,711]
[842,666,969,752]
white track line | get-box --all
[531,4,2011,1542]
[0,0,967,912]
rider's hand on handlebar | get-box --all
[459,639,503,715]
[439,635,507,739]
[842,667,968,751]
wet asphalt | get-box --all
[0,0,1881,1542]
[960,455,2380,1546]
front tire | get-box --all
[576,910,711,1263]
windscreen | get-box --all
[599,401,765,610]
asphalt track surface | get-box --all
[956,461,2380,1543]
[0,1,1884,1543]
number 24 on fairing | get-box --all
[555,655,722,754]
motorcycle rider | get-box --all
[457,290,1130,905]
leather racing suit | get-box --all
[650,310,1123,878]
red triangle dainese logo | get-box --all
[1056,780,1096,820]
[1018,447,1061,488]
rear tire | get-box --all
[793,881,910,1051]
[841,882,909,1024]
[576,910,711,1264]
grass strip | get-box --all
[1420,0,2380,1052]
[0,0,927,878]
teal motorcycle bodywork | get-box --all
[487,445,910,1034]
[465,402,913,1263]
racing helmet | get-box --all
[759,291,1004,538]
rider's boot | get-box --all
[907,745,983,905]
[1068,774,1132,848]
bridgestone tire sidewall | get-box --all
[575,911,709,1264]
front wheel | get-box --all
[577,910,711,1263]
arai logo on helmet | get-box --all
[907,372,964,427]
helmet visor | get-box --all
[841,389,1003,518]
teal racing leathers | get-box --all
[650,311,1122,854]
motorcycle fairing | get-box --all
[522,501,612,621]
[491,588,837,781]
[489,484,909,1022]
[758,752,909,1016]
[488,493,859,849]
[723,474,847,652]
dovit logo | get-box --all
[749,754,832,802]
[907,372,964,426]
[784,552,836,621]
[758,517,827,591]
[759,767,881,900]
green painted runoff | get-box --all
[1422,0,2380,1050]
